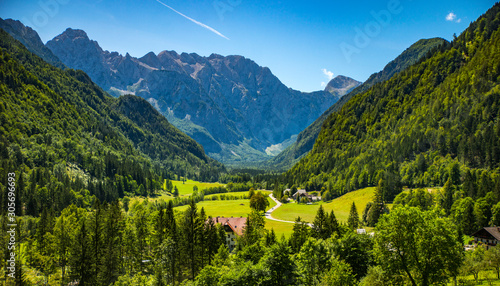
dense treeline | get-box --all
[285,3,500,198]
[4,193,494,285]
[0,28,224,215]
[0,199,231,285]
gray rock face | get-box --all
[46,28,341,163]
[325,75,361,97]
[0,17,64,68]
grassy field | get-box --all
[172,179,225,196]
[448,270,500,285]
[175,199,252,218]
[265,219,294,238]
[173,196,292,237]
[204,190,272,199]
[272,187,376,223]
[130,180,226,205]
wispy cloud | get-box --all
[322,68,334,80]
[446,12,456,21]
[155,0,229,40]
[446,12,461,23]
[321,68,334,88]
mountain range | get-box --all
[44,28,357,164]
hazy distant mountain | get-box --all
[267,37,447,170]
[45,28,341,164]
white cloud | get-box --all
[321,82,327,87]
[322,68,334,81]
[446,12,456,21]
[446,12,461,23]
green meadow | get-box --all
[272,187,376,223]
[172,179,226,196]
[173,193,293,237]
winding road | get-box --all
[265,194,312,227]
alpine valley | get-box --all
[1,2,500,286]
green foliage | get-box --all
[393,189,434,211]
[318,257,357,286]
[294,237,331,285]
[359,265,391,286]
[286,4,500,199]
[348,202,359,230]
[268,38,447,171]
[485,245,500,279]
[460,245,486,282]
[374,206,463,286]
[311,205,340,240]
[0,28,224,216]
[330,232,373,279]
[452,197,477,235]
[249,192,269,212]
[289,216,310,253]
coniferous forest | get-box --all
[1,2,500,286]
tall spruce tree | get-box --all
[348,202,359,230]
[312,205,329,239]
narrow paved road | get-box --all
[265,194,305,225]
[265,194,314,227]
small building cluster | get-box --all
[208,216,247,251]
[284,189,321,202]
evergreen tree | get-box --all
[89,200,104,285]
[173,186,179,197]
[312,205,329,239]
[289,217,310,253]
[265,228,277,247]
[69,219,92,285]
[326,210,340,237]
[182,199,201,279]
[348,202,359,230]
[54,206,77,285]
[100,201,124,285]
[198,207,207,267]
[442,178,455,215]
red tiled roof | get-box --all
[208,216,247,236]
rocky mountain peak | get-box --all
[324,75,361,97]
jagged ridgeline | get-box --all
[0,29,224,215]
[268,37,447,171]
[285,3,500,195]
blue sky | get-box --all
[0,0,496,92]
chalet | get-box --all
[471,227,500,249]
[283,189,322,202]
[208,216,247,251]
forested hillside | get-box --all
[269,38,447,171]
[286,4,500,197]
[0,29,224,216]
